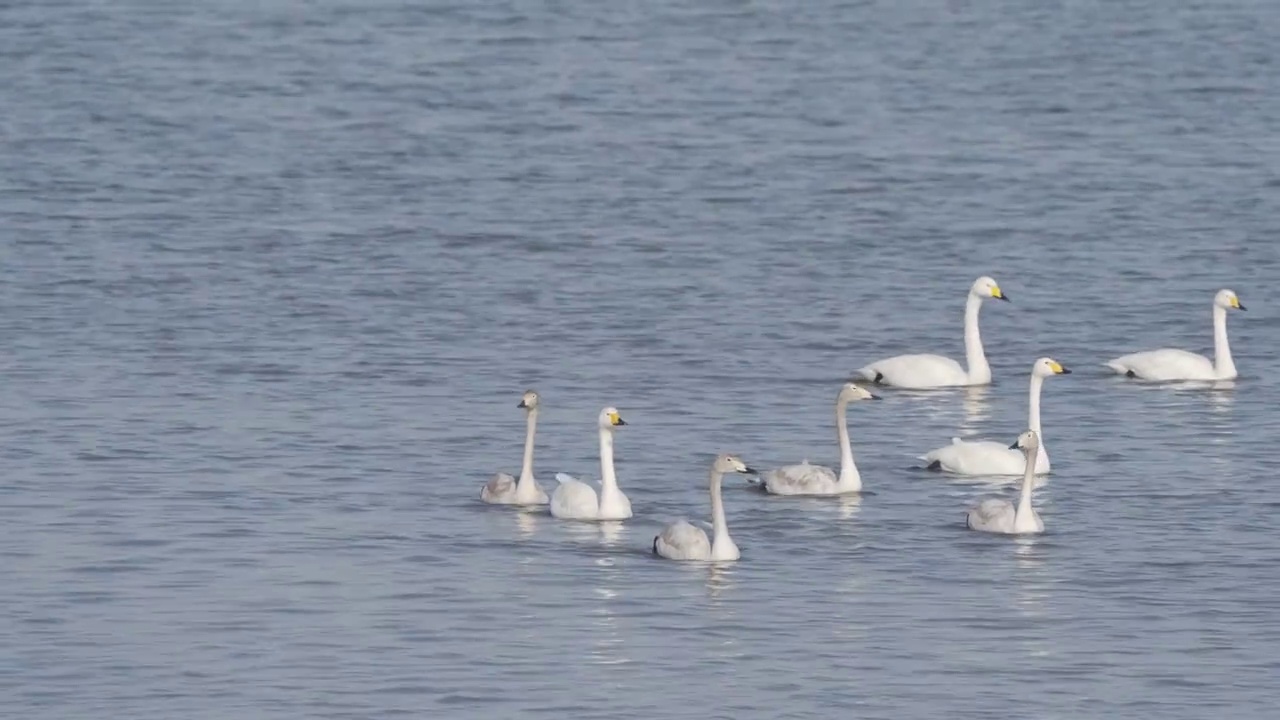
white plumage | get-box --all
[1104,289,1244,381]
[921,357,1069,476]
[856,276,1010,389]
[549,407,632,521]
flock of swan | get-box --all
[481,277,1247,561]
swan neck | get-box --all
[1017,451,1035,519]
[835,400,860,490]
[1028,374,1044,438]
[709,470,731,547]
[963,294,990,383]
[598,428,618,492]
[1213,305,1235,377]
[518,408,537,485]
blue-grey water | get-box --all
[3,1,1279,718]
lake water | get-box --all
[2,1,1279,718]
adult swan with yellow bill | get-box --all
[1104,289,1245,382]
[921,357,1070,476]
[550,407,633,521]
[855,276,1010,389]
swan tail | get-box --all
[1103,359,1127,374]
[554,472,578,485]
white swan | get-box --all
[550,407,632,521]
[480,390,549,505]
[759,383,878,496]
[965,430,1045,534]
[856,276,1009,389]
[653,454,754,562]
[921,357,1069,476]
[1104,289,1245,381]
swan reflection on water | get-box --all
[837,492,863,520]
[513,507,540,539]
[1013,536,1053,630]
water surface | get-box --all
[2,1,1279,718]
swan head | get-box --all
[517,390,540,410]
[712,453,755,476]
[598,406,627,430]
[970,276,1009,302]
[1215,289,1246,312]
[1009,429,1040,454]
[838,382,880,403]
[1031,357,1071,378]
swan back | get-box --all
[549,473,601,519]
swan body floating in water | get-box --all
[653,454,754,562]
[965,430,1045,534]
[1104,289,1245,381]
[856,276,1009,389]
[550,407,633,521]
[758,383,878,496]
[480,390,549,505]
[921,358,1069,476]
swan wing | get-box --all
[550,473,599,519]
[857,354,968,389]
[1104,349,1215,381]
[480,472,517,503]
[923,440,1029,476]
[653,519,711,561]
[761,462,838,496]
[966,498,1014,533]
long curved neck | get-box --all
[598,428,618,493]
[1016,449,1035,519]
[1027,374,1044,438]
[517,408,537,486]
[963,294,990,383]
[1212,305,1235,378]
[835,400,860,490]
[709,471,730,547]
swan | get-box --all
[652,454,754,561]
[759,383,878,496]
[1104,289,1245,381]
[480,390,549,505]
[965,430,1045,534]
[856,276,1010,389]
[921,357,1069,476]
[550,407,632,521]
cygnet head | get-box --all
[970,276,1010,302]
[1032,357,1071,378]
[1008,429,1041,454]
[712,453,755,476]
[838,382,880,403]
[1214,289,1246,312]
[598,406,627,430]
[517,389,540,410]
